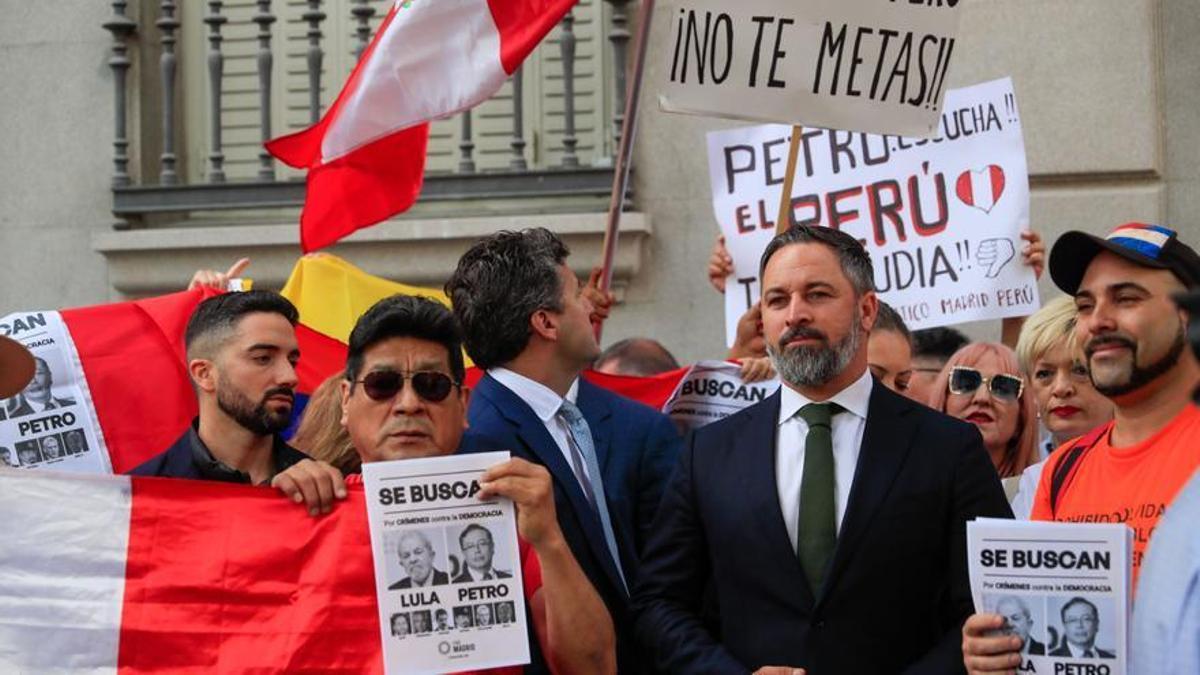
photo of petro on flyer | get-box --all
[363,451,530,675]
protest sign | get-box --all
[968,519,1132,673]
[661,360,778,432]
[660,0,965,138]
[0,311,111,473]
[707,77,1036,346]
[363,451,529,675]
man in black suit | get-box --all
[994,596,1045,656]
[1048,597,1114,658]
[388,530,449,589]
[633,225,1012,674]
[452,524,513,583]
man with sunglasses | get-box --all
[130,291,346,517]
[446,228,683,674]
[963,222,1200,674]
[338,294,616,675]
[634,225,1011,674]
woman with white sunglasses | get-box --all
[929,343,1040,494]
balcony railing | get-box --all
[102,0,635,229]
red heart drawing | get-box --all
[955,166,1006,214]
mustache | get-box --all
[778,326,829,347]
[378,418,434,438]
[260,387,295,404]
[1084,333,1136,358]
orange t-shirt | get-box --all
[1031,404,1200,586]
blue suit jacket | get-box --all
[633,382,1013,674]
[465,373,683,673]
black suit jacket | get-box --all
[633,381,1013,674]
[1027,637,1046,655]
[466,373,683,674]
[388,569,449,590]
[452,568,512,584]
[1048,643,1114,658]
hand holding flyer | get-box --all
[967,519,1133,674]
[364,451,530,675]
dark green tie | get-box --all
[797,402,840,593]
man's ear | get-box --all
[188,358,217,394]
[458,386,472,430]
[859,291,880,333]
[339,378,352,428]
[529,308,559,342]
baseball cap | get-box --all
[1049,222,1200,294]
[0,335,34,398]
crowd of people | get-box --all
[1,220,1198,674]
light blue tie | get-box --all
[558,400,629,594]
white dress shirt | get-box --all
[488,368,590,484]
[776,370,873,552]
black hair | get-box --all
[759,226,875,295]
[184,290,299,358]
[873,301,912,346]
[445,228,570,369]
[344,294,465,385]
[458,523,493,547]
[594,338,680,376]
[1059,596,1099,622]
[911,327,970,361]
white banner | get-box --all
[364,452,530,675]
[708,77,1037,346]
[0,311,111,473]
[659,0,965,137]
[661,361,778,432]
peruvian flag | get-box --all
[267,0,577,252]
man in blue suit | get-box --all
[446,228,682,673]
[633,226,1012,674]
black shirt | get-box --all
[128,418,309,484]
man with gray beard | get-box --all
[634,225,1011,674]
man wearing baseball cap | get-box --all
[963,222,1200,673]
[0,335,36,418]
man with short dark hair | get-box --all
[130,291,343,516]
[635,225,1010,673]
[446,228,683,673]
[594,338,680,377]
[1050,597,1113,658]
[907,326,971,404]
[339,294,616,674]
[453,524,512,583]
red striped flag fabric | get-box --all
[267,0,577,252]
[0,289,217,475]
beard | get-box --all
[1086,322,1186,398]
[766,319,863,388]
[216,376,294,436]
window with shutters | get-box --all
[176,0,615,185]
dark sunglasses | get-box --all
[948,366,1024,400]
[356,370,459,403]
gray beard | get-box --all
[767,320,862,388]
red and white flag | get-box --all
[267,0,576,253]
[0,470,382,673]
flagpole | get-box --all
[775,125,803,235]
[595,0,656,343]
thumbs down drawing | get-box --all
[976,238,1015,278]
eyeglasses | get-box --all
[948,366,1025,400]
[355,370,458,403]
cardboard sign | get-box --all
[707,78,1037,345]
[659,0,965,137]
